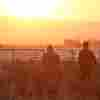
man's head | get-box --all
[47,44,54,53]
[83,41,89,49]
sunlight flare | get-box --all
[5,0,63,18]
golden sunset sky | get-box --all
[0,0,100,46]
[65,0,100,41]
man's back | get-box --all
[79,49,96,65]
[42,52,60,66]
[41,51,61,80]
[78,48,96,80]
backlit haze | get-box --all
[65,0,100,42]
[0,0,100,47]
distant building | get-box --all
[95,41,100,48]
[0,44,3,48]
[64,39,81,48]
[89,40,100,48]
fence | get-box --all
[0,48,65,64]
[0,48,99,64]
[0,48,99,99]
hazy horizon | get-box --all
[0,0,100,46]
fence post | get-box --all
[12,48,15,64]
[10,48,15,100]
[71,48,74,62]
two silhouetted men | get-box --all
[78,41,96,80]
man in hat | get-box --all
[78,41,96,80]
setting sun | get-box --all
[4,0,63,17]
[1,0,100,46]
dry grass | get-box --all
[0,62,98,99]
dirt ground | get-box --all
[0,63,98,100]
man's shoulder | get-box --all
[85,49,94,55]
[79,49,94,57]
[79,49,85,54]
[79,49,92,53]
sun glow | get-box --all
[5,0,63,18]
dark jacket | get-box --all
[78,49,96,65]
[42,52,60,66]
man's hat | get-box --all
[83,41,89,47]
[47,44,53,49]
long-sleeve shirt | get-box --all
[41,52,61,66]
[78,49,96,65]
